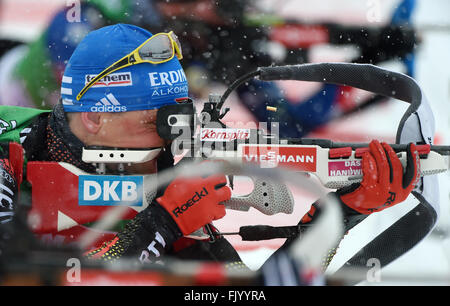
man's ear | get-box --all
[80,112,102,134]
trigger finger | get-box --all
[212,205,226,221]
[216,185,232,203]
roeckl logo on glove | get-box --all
[367,191,396,213]
[172,187,209,217]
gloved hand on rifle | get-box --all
[294,140,420,270]
[300,139,420,227]
[337,139,420,215]
[157,173,231,235]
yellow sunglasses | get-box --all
[76,31,183,101]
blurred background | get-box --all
[1,0,449,285]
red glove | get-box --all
[156,174,231,235]
[338,140,420,215]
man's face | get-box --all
[94,109,167,174]
[97,109,163,147]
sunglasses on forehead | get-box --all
[76,31,183,101]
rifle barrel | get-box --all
[287,138,450,155]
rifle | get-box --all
[158,62,448,183]
[154,61,447,246]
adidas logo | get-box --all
[90,94,127,112]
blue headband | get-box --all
[61,24,189,112]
